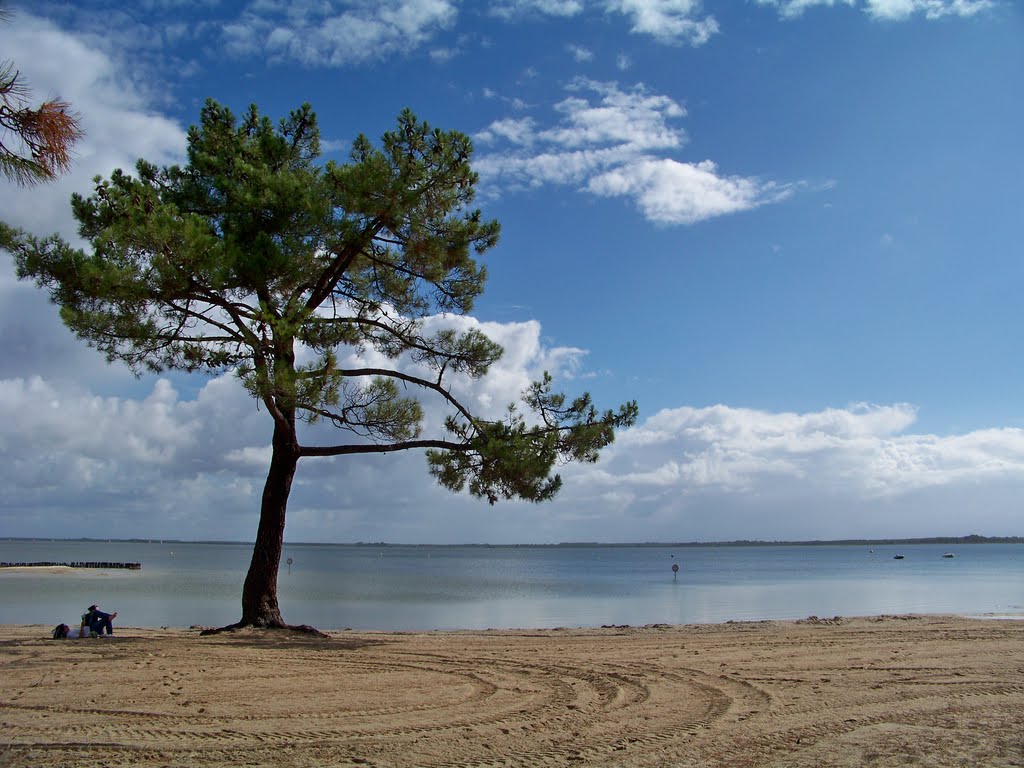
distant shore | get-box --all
[0,565,75,573]
[2,533,1021,547]
[3,615,1022,767]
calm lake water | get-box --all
[1,540,1022,630]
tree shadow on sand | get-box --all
[195,626,388,651]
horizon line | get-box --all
[3,534,1022,548]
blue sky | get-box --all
[1,0,1022,544]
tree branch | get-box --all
[335,366,475,423]
[304,215,385,312]
[165,299,249,344]
[299,438,467,458]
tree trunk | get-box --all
[239,416,299,627]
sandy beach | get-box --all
[1,616,1021,767]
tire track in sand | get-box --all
[1,619,1021,767]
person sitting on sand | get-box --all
[83,604,117,636]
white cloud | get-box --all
[475,117,538,146]
[0,373,270,538]
[757,0,992,18]
[544,402,1024,542]
[0,378,199,468]
[606,401,1024,499]
[0,314,595,540]
[606,0,719,45]
[225,0,458,66]
[476,79,794,225]
[222,16,267,56]
[319,138,352,154]
[477,147,609,188]
[489,0,585,19]
[4,320,1024,542]
[0,14,186,242]
[567,43,594,62]
[587,158,795,224]
[864,0,993,19]
[429,46,460,61]
[756,0,856,18]
[543,79,686,150]
[477,78,685,162]
[491,0,717,45]
[0,14,188,390]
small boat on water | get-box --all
[893,554,905,560]
[942,552,955,558]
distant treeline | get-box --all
[549,535,1024,548]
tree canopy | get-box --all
[4,99,637,630]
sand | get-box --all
[1,616,1021,767]
[0,566,76,573]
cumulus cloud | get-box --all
[0,13,187,389]
[223,0,458,66]
[0,315,596,541]
[475,117,538,146]
[475,79,794,225]
[542,402,1024,542]
[587,158,794,225]
[606,0,719,45]
[0,14,185,242]
[543,79,686,150]
[0,373,269,538]
[7,364,1024,543]
[702,402,1023,496]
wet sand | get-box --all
[1,616,1022,767]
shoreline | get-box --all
[0,564,75,573]
[8,611,1024,635]
[3,615,1022,767]
[6,603,1024,632]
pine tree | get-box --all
[5,100,637,631]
